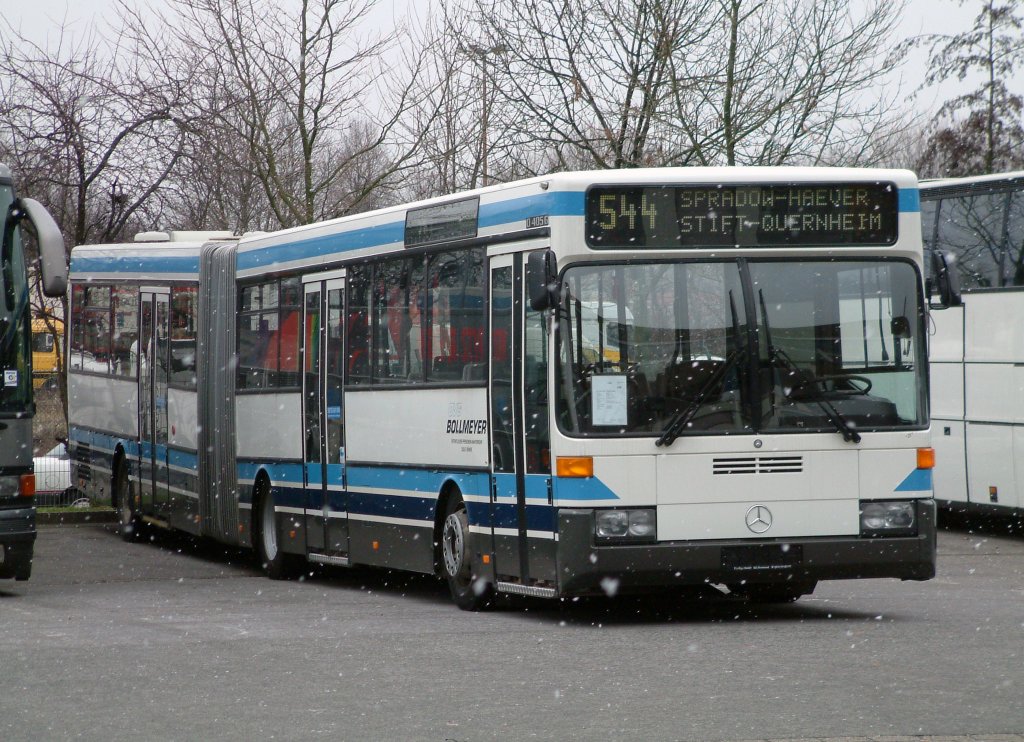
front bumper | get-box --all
[0,504,36,541]
[556,500,937,596]
[0,505,36,579]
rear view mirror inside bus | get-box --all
[527,249,559,311]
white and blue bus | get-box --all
[68,168,945,608]
[922,171,1024,519]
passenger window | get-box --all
[936,193,1010,289]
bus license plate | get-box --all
[722,544,803,573]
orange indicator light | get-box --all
[916,447,935,470]
[556,456,594,478]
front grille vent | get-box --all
[712,455,803,475]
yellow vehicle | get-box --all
[31,317,63,389]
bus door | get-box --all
[302,275,348,557]
[138,289,171,515]
[489,253,556,590]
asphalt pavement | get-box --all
[1,517,1022,741]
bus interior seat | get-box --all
[462,362,486,381]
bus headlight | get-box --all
[860,500,916,537]
[595,509,656,543]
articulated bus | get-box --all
[68,168,946,608]
[0,163,67,580]
[922,171,1024,518]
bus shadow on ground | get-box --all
[104,525,891,625]
[939,507,1024,539]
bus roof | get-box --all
[70,234,239,280]
[234,167,920,277]
[920,170,1024,191]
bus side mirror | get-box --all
[527,249,559,311]
[18,198,68,298]
[929,250,962,309]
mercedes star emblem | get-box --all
[745,505,773,534]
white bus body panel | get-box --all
[966,423,1019,510]
[931,292,1024,508]
[68,375,138,438]
[930,363,964,419]
[346,387,489,468]
[236,393,302,461]
[927,306,963,363]
[168,388,198,450]
[933,421,968,506]
[965,292,1024,362]
[580,440,924,541]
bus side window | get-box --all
[936,193,1009,289]
[1009,190,1024,286]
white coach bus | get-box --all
[68,168,947,609]
[922,171,1024,518]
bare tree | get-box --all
[907,0,1024,176]
[442,0,910,176]
[0,23,191,247]
[0,18,195,420]
[135,0,437,229]
[469,0,717,175]
[670,0,910,166]
[394,2,504,198]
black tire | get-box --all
[440,494,493,611]
[254,484,293,580]
[732,580,817,604]
[115,458,141,542]
[11,548,32,581]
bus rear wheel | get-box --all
[440,495,493,611]
[254,485,293,580]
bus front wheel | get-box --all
[441,495,493,611]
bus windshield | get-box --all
[0,185,31,412]
[557,259,925,438]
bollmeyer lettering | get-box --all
[446,419,488,435]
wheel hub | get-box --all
[442,512,465,579]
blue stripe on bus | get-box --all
[490,501,558,532]
[898,188,920,213]
[236,191,588,272]
[553,476,621,501]
[895,467,932,492]
[167,448,199,470]
[346,466,488,499]
[70,255,200,275]
[478,191,584,227]
[237,460,305,486]
[237,222,405,271]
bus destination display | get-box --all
[585,183,899,248]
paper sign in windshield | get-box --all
[591,375,628,426]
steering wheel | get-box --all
[817,374,872,395]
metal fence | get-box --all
[32,445,88,508]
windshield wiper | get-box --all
[758,289,860,444]
[770,346,862,444]
[655,347,743,448]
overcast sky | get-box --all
[3,0,997,121]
